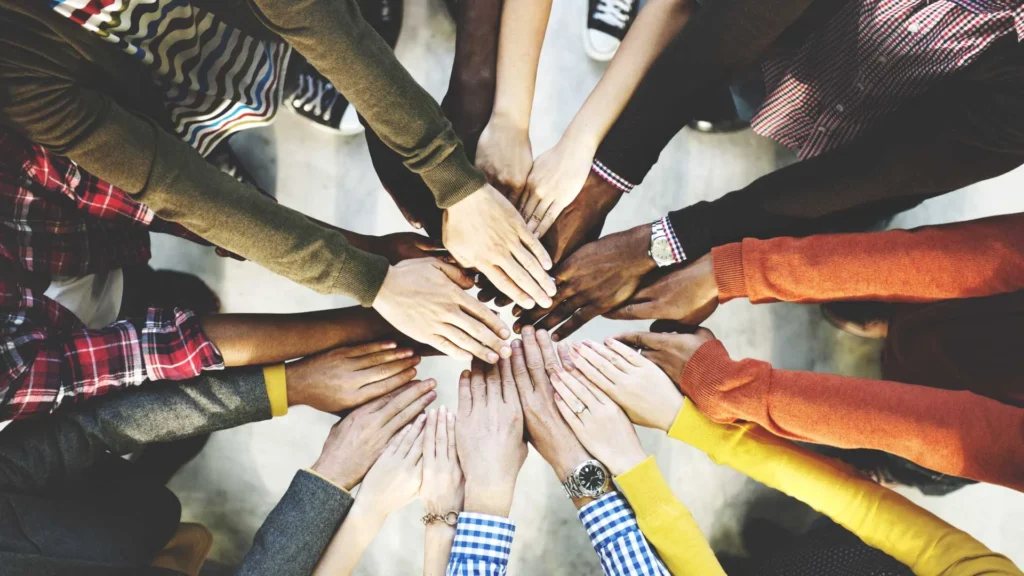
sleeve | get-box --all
[576,489,674,576]
[247,0,487,208]
[709,213,1024,305]
[235,470,355,576]
[612,457,724,575]
[667,402,1024,576]
[445,512,515,576]
[0,56,389,304]
[0,366,271,493]
[666,40,1024,263]
[1,283,224,421]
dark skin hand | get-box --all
[514,223,655,340]
[607,253,719,324]
[476,173,623,307]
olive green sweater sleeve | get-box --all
[0,41,388,303]
[248,0,487,207]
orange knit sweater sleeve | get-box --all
[710,213,1024,304]
[678,340,1024,493]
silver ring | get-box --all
[572,404,587,415]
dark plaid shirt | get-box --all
[0,128,223,422]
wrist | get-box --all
[464,481,516,517]
[605,448,648,478]
[311,458,361,492]
[284,362,308,407]
[559,122,601,156]
[547,443,593,480]
[625,225,659,276]
[488,106,531,133]
[350,496,391,528]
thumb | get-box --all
[613,331,670,352]
[605,301,654,320]
[413,236,446,252]
[434,260,476,290]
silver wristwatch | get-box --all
[650,219,677,267]
[562,460,611,499]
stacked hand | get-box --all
[518,140,595,238]
[285,341,421,412]
[608,254,719,323]
[421,406,464,517]
[476,115,534,204]
[356,413,428,518]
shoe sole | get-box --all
[582,25,619,62]
[286,103,365,137]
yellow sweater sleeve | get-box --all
[667,402,1022,576]
[615,456,726,576]
[262,364,289,418]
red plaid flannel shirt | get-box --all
[0,128,224,422]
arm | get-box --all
[709,213,1024,305]
[668,403,1022,576]
[577,490,676,576]
[678,339,1024,493]
[613,458,724,576]
[421,408,463,576]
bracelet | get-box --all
[421,511,460,527]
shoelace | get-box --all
[288,73,341,122]
[593,0,633,29]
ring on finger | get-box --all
[572,403,587,415]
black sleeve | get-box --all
[593,0,819,184]
[668,37,1024,261]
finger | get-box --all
[498,259,553,310]
[525,197,550,235]
[533,329,562,376]
[399,413,427,457]
[509,339,534,393]
[442,325,500,364]
[512,245,556,299]
[553,367,600,408]
[356,355,421,384]
[413,237,446,252]
[517,295,573,335]
[520,191,542,224]
[459,294,512,342]
[435,405,447,459]
[458,370,472,415]
[533,201,562,238]
[384,387,435,437]
[582,341,632,375]
[484,360,503,405]
[641,350,675,376]
[575,342,628,386]
[424,408,438,460]
[445,409,457,460]
[553,390,583,430]
[350,347,416,370]
[494,293,514,307]
[603,337,648,368]
[551,305,598,342]
[341,340,398,359]
[561,343,615,392]
[436,260,476,290]
[498,356,518,405]
[519,220,554,271]
[535,294,587,333]
[387,423,413,457]
[354,367,419,404]
[605,301,659,320]
[380,378,437,425]
[613,331,673,352]
[408,427,426,463]
[484,266,536,310]
[470,362,488,405]
[521,327,556,389]
[515,280,577,328]
[430,335,473,363]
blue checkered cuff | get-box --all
[660,216,686,264]
[592,160,636,193]
[579,492,670,576]
[446,513,515,575]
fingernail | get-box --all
[605,338,616,346]
[554,392,562,402]
[447,413,456,422]
[569,346,580,359]
[426,390,437,401]
[551,334,561,342]
[522,325,535,336]
[425,379,437,389]
[417,414,426,423]
[461,370,470,378]
[400,349,414,358]
[511,339,522,349]
[524,299,536,309]
[513,323,522,334]
[501,346,512,358]
[386,342,397,349]
[487,352,499,363]
[550,373,561,383]
[500,328,511,339]
[414,222,423,229]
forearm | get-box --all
[668,404,1022,575]
[489,0,553,131]
[710,213,1024,305]
[445,0,503,149]
[423,525,457,576]
[311,499,384,576]
[560,0,694,153]
[200,307,394,366]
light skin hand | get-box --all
[607,254,719,323]
[421,408,462,576]
[372,258,511,363]
[515,224,654,340]
[355,414,427,518]
[311,379,437,491]
[476,114,534,206]
[443,184,556,309]
[548,367,648,477]
[285,341,421,412]
[542,172,623,265]
[518,139,596,238]
[614,326,716,389]
[457,359,528,518]
[562,339,683,432]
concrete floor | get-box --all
[152,0,1024,571]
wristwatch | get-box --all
[562,459,611,499]
[650,219,677,267]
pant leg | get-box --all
[883,290,1024,408]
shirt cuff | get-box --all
[141,308,225,381]
[578,492,638,548]
[449,512,516,565]
[710,242,746,302]
[263,363,289,417]
[592,160,636,193]
[658,216,687,264]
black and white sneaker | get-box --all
[585,0,638,61]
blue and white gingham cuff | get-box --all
[659,216,686,264]
[578,492,638,548]
[450,512,516,563]
[592,160,636,193]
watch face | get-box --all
[651,238,674,263]
[577,463,607,494]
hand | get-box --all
[515,224,654,340]
[356,413,427,517]
[367,233,455,266]
[548,366,647,477]
[561,339,683,432]
[456,359,528,517]
[312,379,437,491]
[373,258,511,363]
[286,342,421,412]
[613,327,716,390]
[542,172,623,265]
[476,115,533,205]
[443,184,556,310]
[510,327,592,480]
[421,407,464,515]
[518,140,596,238]
[608,254,718,323]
